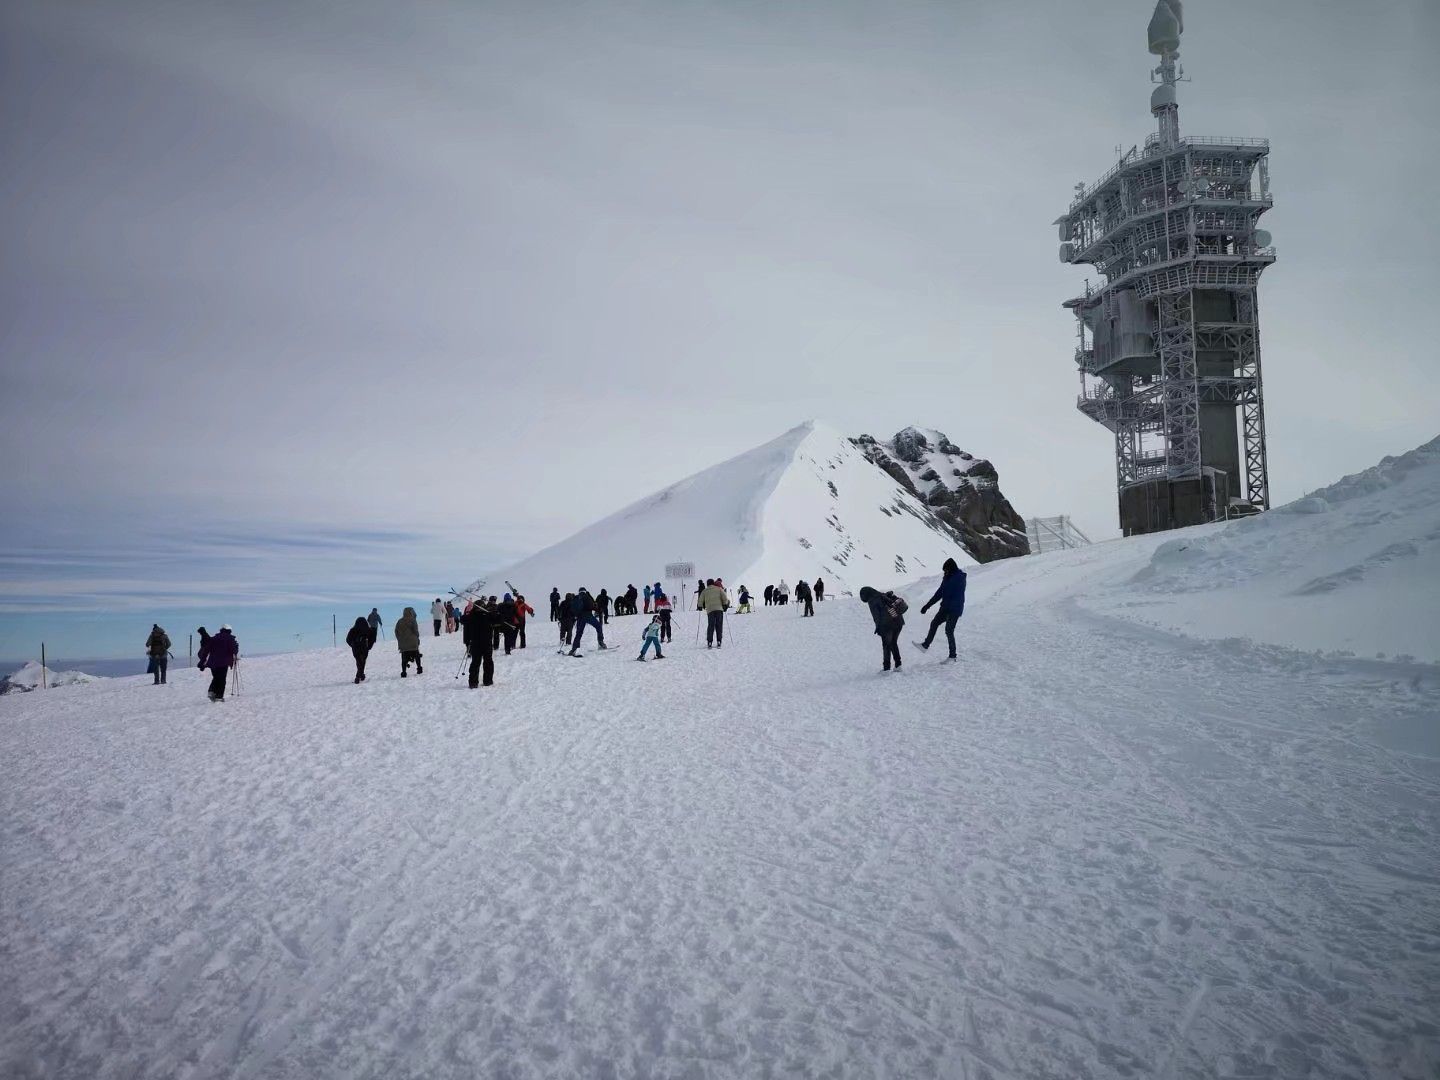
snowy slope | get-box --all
[1088,433,1440,662]
[494,421,973,599]
[0,660,103,695]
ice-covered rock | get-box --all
[0,661,103,695]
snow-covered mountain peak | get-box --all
[0,661,103,695]
[493,421,976,599]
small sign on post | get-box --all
[665,562,695,611]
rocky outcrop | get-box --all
[851,427,1030,562]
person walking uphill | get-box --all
[461,598,495,688]
[346,616,377,683]
[916,557,967,660]
[643,583,652,614]
[367,607,383,640]
[513,594,535,649]
[859,586,908,672]
[699,578,729,648]
[795,579,814,617]
[201,625,239,700]
[145,624,171,685]
[653,588,673,642]
[395,606,424,676]
[430,598,446,637]
[549,587,561,623]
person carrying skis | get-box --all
[699,578,729,649]
[915,557,967,660]
[513,593,535,648]
[549,587,561,623]
[795,579,814,617]
[636,615,665,661]
[815,577,825,602]
[145,624,171,685]
[396,606,423,676]
[430,598,446,637]
[497,594,519,655]
[202,625,239,700]
[346,616,377,683]
[859,587,907,671]
[461,598,495,687]
[367,607,383,640]
[568,588,608,655]
[643,583,652,614]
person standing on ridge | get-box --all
[915,557,967,661]
[815,577,825,602]
[859,586,907,672]
[596,588,611,624]
[763,585,774,607]
[367,607,383,640]
[549,587,561,623]
[145,624,171,685]
[568,588,607,656]
[203,625,239,700]
[430,598,446,637]
[396,606,424,676]
[196,627,212,669]
[346,616,377,683]
[699,578,729,649]
[461,598,495,687]
[795,578,814,617]
[643,583,652,614]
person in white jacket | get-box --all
[777,579,790,605]
[430,598,446,637]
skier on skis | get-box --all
[202,625,239,700]
[859,586,907,672]
[461,598,495,687]
[737,586,752,613]
[915,557,967,661]
[346,616,377,683]
[145,624,171,685]
[568,588,608,656]
[636,615,665,661]
[699,578,729,648]
[430,598,446,637]
[396,606,423,676]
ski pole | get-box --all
[454,648,470,680]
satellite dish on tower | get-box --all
[1148,0,1183,55]
[1252,229,1272,248]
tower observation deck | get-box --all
[1057,0,1275,536]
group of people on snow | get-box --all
[168,559,965,700]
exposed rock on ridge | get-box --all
[852,427,1030,562]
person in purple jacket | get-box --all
[203,625,240,700]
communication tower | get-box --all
[1057,0,1275,535]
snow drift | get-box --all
[0,661,103,695]
[493,421,977,599]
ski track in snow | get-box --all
[2,540,1438,1079]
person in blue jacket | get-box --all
[914,557,967,660]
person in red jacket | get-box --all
[513,594,536,649]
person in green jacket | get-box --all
[395,606,423,677]
[699,579,729,648]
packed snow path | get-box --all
[3,541,1437,1078]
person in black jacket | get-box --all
[859,586,907,672]
[568,588,607,655]
[345,616,377,683]
[558,593,576,645]
[549,587,561,623]
[795,579,815,617]
[461,600,496,688]
[915,558,967,660]
[497,594,519,655]
[814,577,825,602]
[596,589,611,624]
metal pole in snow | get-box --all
[41,642,46,689]
[333,614,337,648]
[189,633,193,661]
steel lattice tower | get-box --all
[1057,0,1275,535]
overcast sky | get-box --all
[2,0,1437,661]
